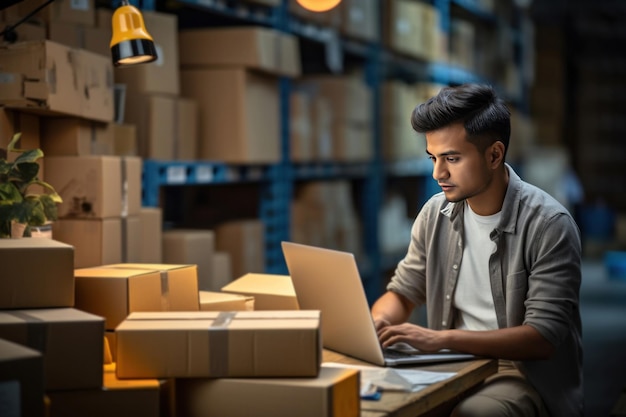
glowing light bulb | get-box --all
[296,0,342,12]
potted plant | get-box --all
[0,132,62,238]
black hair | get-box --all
[410,84,511,155]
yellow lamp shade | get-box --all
[110,2,158,66]
[296,0,342,12]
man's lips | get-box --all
[439,184,454,191]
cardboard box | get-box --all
[199,291,254,311]
[301,75,372,124]
[120,216,140,263]
[112,123,138,157]
[162,229,215,291]
[179,27,301,77]
[383,0,441,61]
[0,338,45,417]
[48,21,110,57]
[121,156,142,217]
[75,263,199,330]
[215,219,266,278]
[45,155,141,219]
[221,273,299,310]
[0,308,104,390]
[138,207,163,263]
[101,10,180,96]
[181,68,280,163]
[116,310,321,379]
[212,251,233,291]
[175,366,360,417]
[0,40,114,122]
[45,155,122,218]
[123,93,198,160]
[41,117,114,156]
[5,0,95,26]
[0,107,41,158]
[0,238,74,309]
[339,0,380,42]
[52,218,122,268]
[47,363,173,417]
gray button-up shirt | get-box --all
[387,165,583,417]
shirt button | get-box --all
[446,294,450,300]
[452,264,458,270]
[442,320,447,326]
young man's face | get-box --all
[425,122,498,212]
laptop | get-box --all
[281,241,476,366]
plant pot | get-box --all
[30,222,53,239]
[10,221,26,238]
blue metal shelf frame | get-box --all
[137,0,527,302]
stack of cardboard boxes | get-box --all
[0,237,361,416]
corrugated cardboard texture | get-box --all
[0,238,74,309]
[45,155,123,219]
[175,366,360,417]
[181,68,280,163]
[75,263,199,329]
[116,310,321,379]
[52,218,122,268]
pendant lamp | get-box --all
[110,0,158,67]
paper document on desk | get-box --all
[322,362,456,393]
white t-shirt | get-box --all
[453,202,501,330]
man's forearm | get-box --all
[442,324,555,360]
[371,291,414,325]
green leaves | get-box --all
[0,132,62,238]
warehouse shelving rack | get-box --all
[137,0,527,304]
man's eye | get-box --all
[447,157,459,162]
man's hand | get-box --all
[377,322,446,353]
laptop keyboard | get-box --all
[383,347,420,359]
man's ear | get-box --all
[489,141,505,166]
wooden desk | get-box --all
[322,349,498,417]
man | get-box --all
[371,84,583,417]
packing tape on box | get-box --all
[3,311,47,353]
[160,270,170,311]
[208,311,236,376]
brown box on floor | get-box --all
[0,338,45,417]
[0,308,104,390]
[181,68,280,163]
[221,273,299,310]
[0,238,74,309]
[74,263,199,330]
[115,310,321,379]
[175,366,360,417]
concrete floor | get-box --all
[580,259,626,416]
